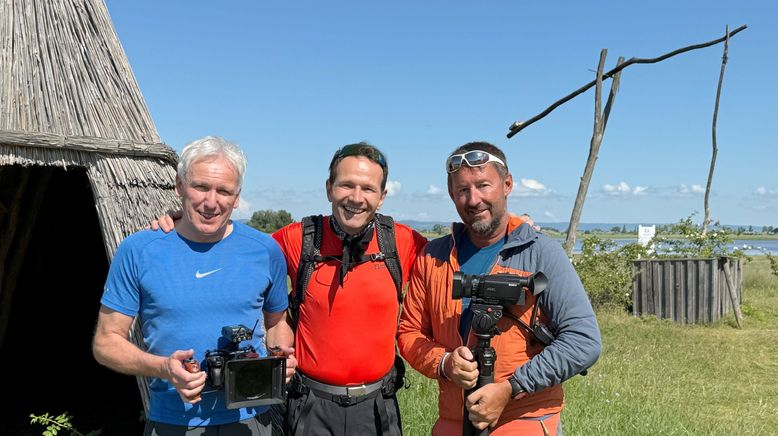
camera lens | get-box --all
[452,271,464,299]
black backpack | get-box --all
[288,213,403,328]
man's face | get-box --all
[175,156,241,242]
[326,156,387,235]
[448,163,513,239]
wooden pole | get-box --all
[722,257,743,329]
[564,54,625,256]
[702,26,730,236]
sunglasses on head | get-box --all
[446,150,506,173]
[334,144,387,169]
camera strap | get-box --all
[502,300,555,347]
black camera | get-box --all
[452,271,547,305]
[204,324,286,409]
[452,271,556,346]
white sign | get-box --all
[638,225,656,247]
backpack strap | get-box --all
[289,214,404,329]
[373,213,403,304]
[289,215,324,329]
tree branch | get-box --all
[507,25,747,138]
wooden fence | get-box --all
[632,257,742,324]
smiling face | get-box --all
[326,155,387,235]
[175,156,241,242]
[448,163,513,247]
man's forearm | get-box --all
[93,332,168,379]
[264,312,294,349]
[397,330,449,380]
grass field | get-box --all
[396,256,778,435]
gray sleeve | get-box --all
[514,237,602,392]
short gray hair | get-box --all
[177,136,247,190]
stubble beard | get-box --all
[468,207,503,238]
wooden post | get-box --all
[564,53,624,256]
[722,257,743,329]
[702,26,730,236]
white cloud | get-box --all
[511,178,552,197]
[676,184,705,196]
[385,180,401,197]
[603,182,630,195]
[543,210,558,221]
[754,186,778,197]
[233,198,253,219]
[427,184,443,195]
[602,181,647,196]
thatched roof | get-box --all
[1,0,182,414]
[0,0,179,254]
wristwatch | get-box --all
[508,375,525,399]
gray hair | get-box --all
[177,136,247,190]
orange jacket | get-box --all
[398,215,601,427]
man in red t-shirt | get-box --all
[273,142,427,435]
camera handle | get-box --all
[183,358,202,402]
[463,303,503,436]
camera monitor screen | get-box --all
[224,356,286,409]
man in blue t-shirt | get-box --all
[93,136,295,435]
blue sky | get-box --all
[105,1,777,226]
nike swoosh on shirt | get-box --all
[195,268,222,279]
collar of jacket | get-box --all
[448,214,537,254]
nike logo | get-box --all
[195,268,222,279]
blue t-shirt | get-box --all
[457,233,507,342]
[101,222,288,426]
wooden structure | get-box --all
[1,0,178,432]
[632,257,743,324]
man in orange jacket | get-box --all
[398,141,601,436]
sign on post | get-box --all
[638,225,656,253]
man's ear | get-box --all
[175,176,183,198]
[503,173,514,198]
[325,179,332,202]
[377,189,387,211]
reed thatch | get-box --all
[1,0,181,415]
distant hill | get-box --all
[399,219,450,231]
[399,220,647,233]
[244,217,770,234]
[398,220,647,232]
[399,220,770,233]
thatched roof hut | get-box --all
[1,0,177,432]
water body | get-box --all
[562,238,778,255]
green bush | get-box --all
[572,214,750,309]
[572,235,648,309]
[652,214,743,259]
[247,209,294,233]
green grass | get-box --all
[397,257,778,435]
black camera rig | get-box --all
[452,271,549,436]
[189,321,286,409]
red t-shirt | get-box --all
[273,217,427,385]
